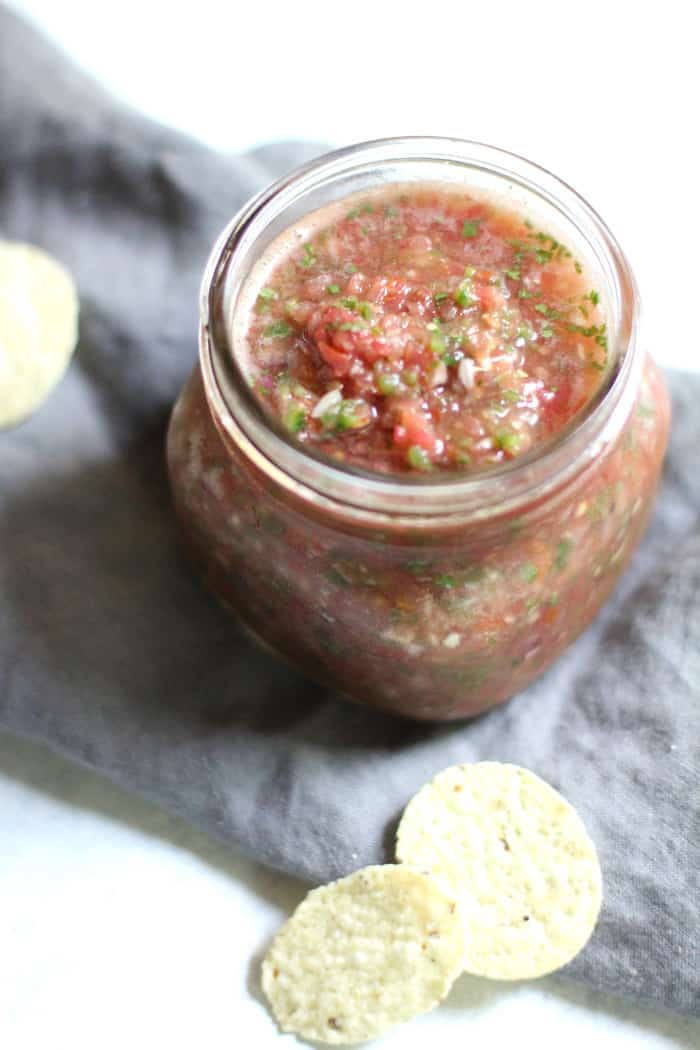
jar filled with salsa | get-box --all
[167,138,669,720]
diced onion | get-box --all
[430,362,448,387]
[458,357,477,390]
[311,387,343,418]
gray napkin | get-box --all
[1,7,698,1018]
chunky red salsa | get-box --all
[243,186,609,473]
[167,168,669,721]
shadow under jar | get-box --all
[167,138,669,721]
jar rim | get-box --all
[200,136,641,522]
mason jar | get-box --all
[166,138,670,721]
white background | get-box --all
[2,2,699,1047]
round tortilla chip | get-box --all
[396,762,602,980]
[261,864,465,1044]
[0,241,79,429]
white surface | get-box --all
[8,0,700,378]
[2,735,698,1050]
[2,2,699,1047]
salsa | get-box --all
[168,360,668,719]
[242,186,609,474]
[167,155,670,721]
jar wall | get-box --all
[166,356,669,721]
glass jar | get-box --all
[166,138,670,721]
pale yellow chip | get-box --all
[261,864,465,1044]
[396,762,602,980]
[0,241,79,428]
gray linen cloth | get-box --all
[1,7,698,1017]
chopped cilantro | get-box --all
[519,562,539,583]
[510,228,573,267]
[506,268,521,280]
[264,320,293,339]
[258,287,278,301]
[340,296,359,310]
[300,243,316,268]
[554,537,573,572]
[434,574,456,588]
[567,321,608,352]
[462,220,480,238]
[326,283,341,295]
[359,302,373,320]
[532,230,572,259]
[442,348,465,367]
[454,281,474,308]
[518,288,532,299]
[434,291,449,304]
[344,263,359,274]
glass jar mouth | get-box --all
[200,136,640,521]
